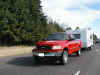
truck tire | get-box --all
[76,47,81,56]
[60,51,68,65]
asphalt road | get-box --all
[0,44,100,75]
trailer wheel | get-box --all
[60,50,68,65]
[89,47,92,50]
[76,47,81,56]
[88,46,93,51]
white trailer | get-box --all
[72,28,94,49]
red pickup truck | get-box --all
[32,32,81,65]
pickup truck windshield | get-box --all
[47,33,67,40]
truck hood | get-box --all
[36,40,68,46]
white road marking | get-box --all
[75,71,80,75]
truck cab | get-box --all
[32,32,81,65]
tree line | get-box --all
[0,0,64,45]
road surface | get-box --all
[0,44,100,75]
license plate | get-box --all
[45,53,55,56]
[38,53,44,56]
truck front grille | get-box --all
[37,46,51,50]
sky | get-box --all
[41,0,100,38]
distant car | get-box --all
[32,32,81,65]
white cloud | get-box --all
[41,0,100,29]
[82,0,100,4]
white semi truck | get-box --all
[72,28,94,50]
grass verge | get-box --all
[0,46,33,57]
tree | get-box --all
[0,0,64,45]
[66,27,72,31]
[75,26,80,30]
[93,34,97,40]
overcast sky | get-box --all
[41,0,100,38]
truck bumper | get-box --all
[33,52,62,61]
[33,52,62,57]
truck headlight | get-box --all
[52,46,62,50]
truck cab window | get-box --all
[69,35,76,41]
[73,34,80,39]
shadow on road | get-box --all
[7,56,36,67]
[7,56,64,67]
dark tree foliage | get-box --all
[0,0,64,45]
[93,34,97,41]
[66,27,72,31]
[75,26,80,30]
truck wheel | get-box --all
[76,47,81,56]
[60,51,68,65]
